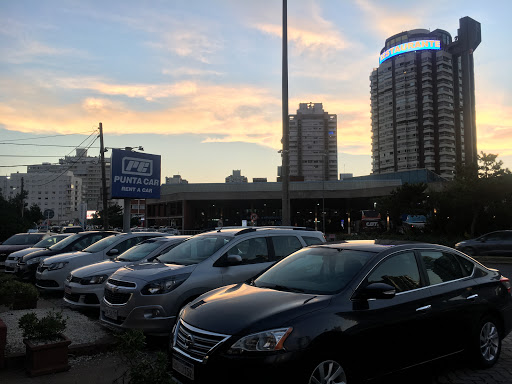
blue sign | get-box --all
[111,149,161,199]
[379,40,441,64]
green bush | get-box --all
[0,279,39,310]
[18,310,67,342]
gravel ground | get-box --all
[0,307,110,355]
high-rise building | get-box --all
[370,17,481,179]
[225,170,248,183]
[28,148,111,211]
[288,103,338,181]
[0,171,82,223]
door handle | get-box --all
[467,294,479,300]
[416,305,432,312]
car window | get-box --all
[271,236,303,260]
[2,234,44,245]
[114,237,143,254]
[483,232,503,241]
[83,235,120,253]
[367,251,421,293]
[157,235,231,265]
[420,250,470,285]
[303,236,324,246]
[71,234,106,251]
[33,236,64,248]
[227,237,269,265]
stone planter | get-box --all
[23,335,71,376]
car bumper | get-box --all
[4,259,18,273]
[170,347,306,384]
[100,298,176,334]
[15,263,38,280]
[63,281,103,307]
[35,269,67,290]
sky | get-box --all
[1,0,511,183]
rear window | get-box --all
[303,236,324,246]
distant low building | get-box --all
[225,170,248,183]
[252,178,267,183]
[165,175,188,184]
[339,173,354,180]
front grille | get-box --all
[37,279,59,287]
[84,294,100,305]
[107,278,136,288]
[65,292,80,302]
[7,256,16,261]
[173,320,230,362]
[104,289,131,305]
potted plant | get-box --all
[18,310,71,376]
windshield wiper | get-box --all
[268,284,305,293]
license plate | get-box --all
[64,286,72,295]
[104,307,118,320]
[172,356,194,380]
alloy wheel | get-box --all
[480,321,499,362]
[309,359,347,384]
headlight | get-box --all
[227,327,293,354]
[141,273,190,295]
[80,274,109,285]
[48,261,69,270]
[27,257,42,265]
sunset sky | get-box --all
[1,0,511,182]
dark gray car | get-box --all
[455,230,512,256]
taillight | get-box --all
[501,276,511,294]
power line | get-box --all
[0,143,100,148]
[0,163,60,168]
[0,130,97,143]
[0,155,62,157]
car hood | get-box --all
[0,245,31,255]
[42,251,87,264]
[72,260,130,278]
[181,283,330,335]
[111,262,194,283]
[22,248,60,261]
[7,247,43,258]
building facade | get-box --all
[370,17,481,179]
[225,170,248,183]
[27,148,111,211]
[288,103,338,181]
[0,171,82,224]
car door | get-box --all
[217,236,274,285]
[351,250,434,375]
[419,249,481,358]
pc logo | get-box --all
[122,157,153,176]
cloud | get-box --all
[354,0,425,38]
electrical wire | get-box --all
[0,143,100,148]
[0,130,96,143]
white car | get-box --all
[63,236,189,307]
[35,232,164,291]
[4,234,71,273]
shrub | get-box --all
[18,310,67,342]
[0,279,39,310]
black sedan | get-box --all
[171,241,512,384]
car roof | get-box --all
[310,240,444,253]
[143,235,190,243]
[200,227,323,237]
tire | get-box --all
[472,316,501,368]
[307,357,349,384]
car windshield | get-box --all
[82,235,120,253]
[116,241,166,262]
[49,233,81,250]
[254,247,375,295]
[2,233,45,245]
[32,235,68,249]
[157,235,231,265]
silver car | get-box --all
[4,234,71,273]
[35,232,164,291]
[63,236,189,307]
[100,227,325,334]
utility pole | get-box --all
[99,122,109,229]
[20,177,24,218]
[281,0,291,226]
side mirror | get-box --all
[107,249,119,256]
[357,283,396,300]
[226,254,242,265]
